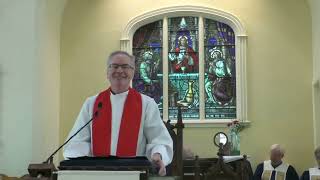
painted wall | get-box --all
[60,0,313,175]
[0,0,65,176]
[309,0,320,149]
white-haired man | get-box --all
[63,51,173,176]
[253,144,299,180]
[300,146,320,180]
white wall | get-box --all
[0,0,65,176]
[0,1,35,174]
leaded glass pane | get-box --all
[168,17,199,120]
[132,21,163,116]
[204,19,236,119]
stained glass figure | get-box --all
[168,17,199,119]
[132,21,163,116]
[204,19,236,119]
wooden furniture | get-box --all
[182,155,253,180]
[164,106,184,178]
[165,108,253,180]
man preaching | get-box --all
[63,51,173,176]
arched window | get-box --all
[121,6,247,124]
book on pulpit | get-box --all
[59,156,152,171]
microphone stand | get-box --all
[26,103,102,179]
[44,111,99,164]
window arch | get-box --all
[121,6,247,124]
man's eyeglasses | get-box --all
[108,64,134,70]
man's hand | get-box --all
[151,153,166,176]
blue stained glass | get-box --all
[204,19,236,119]
[168,17,199,120]
[148,42,161,48]
[208,37,218,45]
[132,21,163,116]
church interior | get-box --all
[1,0,320,179]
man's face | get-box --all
[180,37,187,47]
[107,54,135,93]
[270,150,283,164]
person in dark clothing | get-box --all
[300,146,320,180]
[253,144,299,180]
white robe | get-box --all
[63,90,173,166]
[309,167,320,180]
[262,160,289,180]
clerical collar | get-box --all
[110,89,129,96]
[271,161,282,168]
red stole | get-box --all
[92,88,142,157]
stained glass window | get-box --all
[132,21,163,116]
[132,17,237,121]
[168,17,199,120]
[204,19,236,118]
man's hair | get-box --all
[314,146,320,160]
[270,144,285,155]
[107,51,135,66]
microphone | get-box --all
[45,102,103,163]
[27,102,103,178]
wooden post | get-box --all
[175,106,184,179]
[194,155,200,180]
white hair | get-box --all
[270,144,285,155]
[314,146,320,160]
[107,51,135,66]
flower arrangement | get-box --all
[227,120,245,133]
[227,120,245,155]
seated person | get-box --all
[253,144,299,180]
[183,145,195,159]
[300,146,320,180]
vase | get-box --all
[185,80,194,104]
[229,130,240,155]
